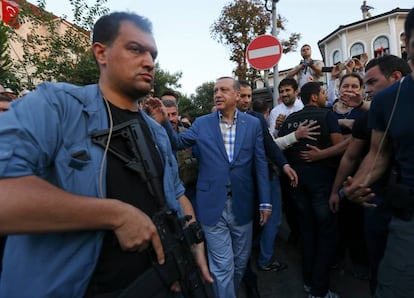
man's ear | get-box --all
[92,42,107,67]
[310,93,318,104]
[235,91,241,102]
[389,70,403,83]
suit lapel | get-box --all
[211,112,230,162]
[232,112,247,164]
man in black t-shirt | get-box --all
[279,82,343,298]
[329,55,410,294]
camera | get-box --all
[301,59,313,74]
[321,62,346,72]
[352,54,362,60]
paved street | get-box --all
[239,219,372,298]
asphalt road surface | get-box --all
[238,218,371,298]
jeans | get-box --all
[293,177,337,297]
[375,215,414,298]
[202,198,253,298]
[257,175,282,266]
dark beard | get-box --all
[124,87,151,100]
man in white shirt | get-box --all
[268,78,304,137]
[286,44,324,89]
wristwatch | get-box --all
[338,187,347,200]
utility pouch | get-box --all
[385,170,414,221]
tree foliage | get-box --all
[177,95,196,116]
[190,81,215,117]
[210,0,301,81]
[10,0,108,88]
[0,23,20,91]
[4,1,184,94]
[153,62,182,97]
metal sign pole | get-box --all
[272,0,279,107]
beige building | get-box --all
[318,8,409,67]
[1,1,90,88]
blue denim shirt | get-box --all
[0,82,184,297]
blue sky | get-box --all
[42,0,413,95]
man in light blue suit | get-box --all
[163,77,271,297]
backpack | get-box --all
[177,126,198,186]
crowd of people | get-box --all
[0,6,414,298]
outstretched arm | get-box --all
[300,134,348,162]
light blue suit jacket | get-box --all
[166,110,270,226]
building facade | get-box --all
[318,8,409,67]
[254,7,409,106]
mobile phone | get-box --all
[321,66,333,72]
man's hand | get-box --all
[340,91,363,108]
[170,242,215,293]
[331,64,342,80]
[294,120,320,140]
[360,52,369,66]
[353,57,364,72]
[329,193,341,213]
[345,59,355,74]
[191,242,215,283]
[300,144,322,162]
[275,114,286,129]
[144,97,168,124]
[283,165,298,187]
[343,176,377,208]
[113,204,165,265]
[260,210,272,226]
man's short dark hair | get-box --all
[405,7,414,40]
[365,55,411,78]
[161,99,177,108]
[238,80,251,88]
[252,99,269,114]
[278,77,298,91]
[92,12,152,46]
[301,44,311,50]
[300,82,320,105]
[161,89,179,100]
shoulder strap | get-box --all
[364,77,404,185]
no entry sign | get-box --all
[246,35,282,70]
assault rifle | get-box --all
[92,119,214,298]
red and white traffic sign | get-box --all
[246,35,282,70]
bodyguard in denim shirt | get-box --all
[0,12,212,297]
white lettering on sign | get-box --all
[249,45,280,59]
[287,119,318,130]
